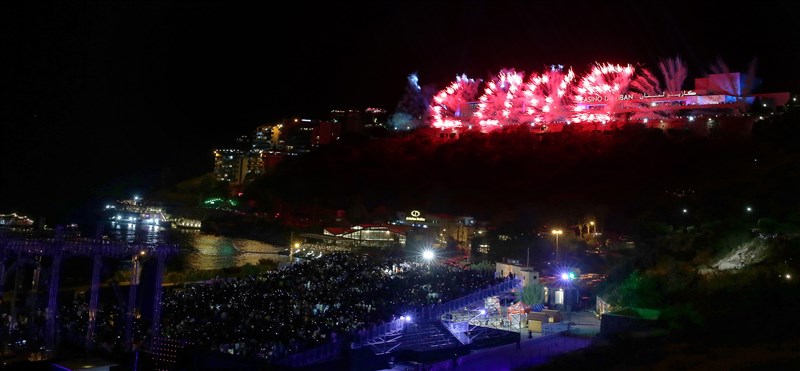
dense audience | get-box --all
[0,309,46,357]
[2,252,502,361]
[159,252,503,361]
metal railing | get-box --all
[353,277,520,346]
[275,277,522,368]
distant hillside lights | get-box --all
[0,212,35,227]
[172,218,202,229]
[212,108,387,183]
[204,197,238,208]
[213,148,248,184]
[103,196,201,230]
[105,196,168,227]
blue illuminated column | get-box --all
[86,254,102,350]
[44,227,65,355]
[125,252,142,350]
[0,248,5,307]
[151,253,167,341]
[45,252,62,354]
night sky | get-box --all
[1,1,798,224]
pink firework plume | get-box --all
[710,56,757,96]
[521,65,576,125]
[709,56,758,114]
[630,67,661,96]
[628,67,668,121]
[629,56,688,120]
[709,57,735,95]
[474,68,525,130]
[659,55,688,93]
[431,73,481,129]
[572,62,634,123]
[744,57,758,97]
[630,55,687,95]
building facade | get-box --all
[213,149,248,184]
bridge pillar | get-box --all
[1,232,177,358]
[125,253,141,350]
[28,256,43,343]
[45,252,62,355]
[150,253,166,341]
[86,254,102,350]
[0,248,5,312]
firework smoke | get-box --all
[659,56,688,93]
[390,72,435,130]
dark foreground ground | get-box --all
[4,331,800,371]
[520,331,800,370]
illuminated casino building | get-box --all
[394,210,479,254]
[429,59,791,134]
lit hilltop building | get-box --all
[212,107,389,184]
[213,110,370,184]
[248,123,284,178]
[330,107,388,137]
[214,123,282,185]
[213,148,248,185]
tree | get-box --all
[470,260,494,274]
[521,283,545,306]
[609,270,664,308]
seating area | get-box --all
[397,322,460,352]
[468,326,519,347]
[379,321,469,364]
[380,320,517,365]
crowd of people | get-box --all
[158,252,504,362]
[3,251,503,363]
[0,308,46,359]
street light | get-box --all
[552,229,563,262]
[559,269,576,333]
[527,246,530,268]
[589,221,595,236]
[289,241,301,262]
[422,249,435,262]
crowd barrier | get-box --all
[275,276,522,368]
